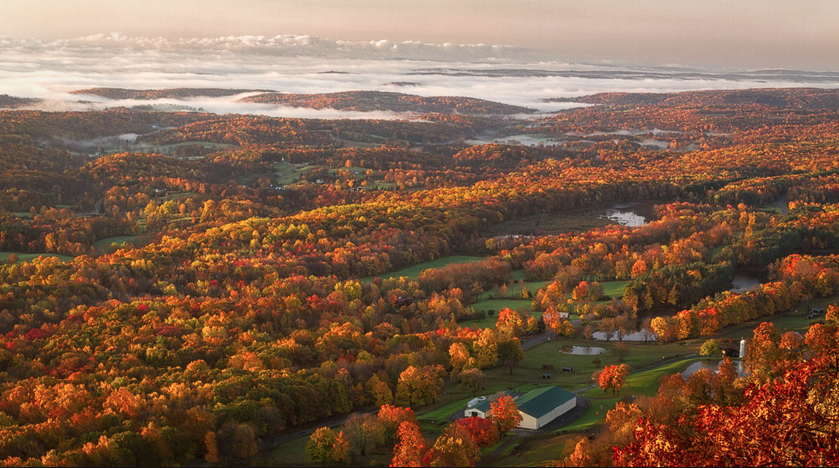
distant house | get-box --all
[721,347,739,358]
[463,386,578,430]
[808,307,825,319]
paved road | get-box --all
[479,433,522,467]
[522,330,556,350]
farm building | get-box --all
[463,386,578,430]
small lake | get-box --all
[464,134,562,147]
[604,203,647,227]
[560,346,607,355]
[731,273,761,293]
[681,359,748,379]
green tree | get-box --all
[699,338,722,357]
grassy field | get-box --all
[601,280,629,299]
[482,336,691,393]
[155,191,199,203]
[339,139,385,149]
[368,181,397,190]
[362,255,485,282]
[0,252,73,262]
[488,277,628,301]
[463,298,541,329]
[581,357,704,398]
[472,298,533,312]
[93,235,138,253]
[274,162,318,185]
[489,432,579,467]
[558,397,622,433]
[134,141,234,155]
[263,436,310,466]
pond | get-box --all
[731,272,761,293]
[681,359,748,379]
[559,345,607,355]
[604,202,647,227]
[592,329,657,342]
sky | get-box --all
[1,0,838,70]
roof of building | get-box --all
[471,386,576,418]
[472,391,520,413]
[515,386,577,419]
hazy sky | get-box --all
[2,0,838,70]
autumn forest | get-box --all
[0,85,838,467]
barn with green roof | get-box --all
[463,386,578,430]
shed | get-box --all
[516,386,578,430]
[463,386,577,430]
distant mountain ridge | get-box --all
[548,88,839,109]
[0,94,39,109]
[241,90,535,115]
[71,88,273,100]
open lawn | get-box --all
[489,432,579,467]
[472,298,533,313]
[487,277,628,301]
[362,255,485,282]
[483,336,693,393]
[136,141,235,155]
[482,279,550,300]
[0,252,73,262]
[464,299,541,329]
[277,165,317,185]
[710,244,728,259]
[417,397,474,424]
[93,235,138,253]
[581,357,705,398]
[155,191,198,202]
[556,397,622,433]
[340,139,385,149]
[263,436,310,466]
[601,280,629,299]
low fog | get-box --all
[3,34,839,120]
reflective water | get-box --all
[604,203,647,227]
[559,345,607,355]
[681,359,748,379]
[592,329,657,342]
[464,134,562,146]
[731,273,761,293]
[637,138,669,149]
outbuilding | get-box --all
[516,386,577,429]
[463,386,577,430]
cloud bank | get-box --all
[2,34,839,119]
